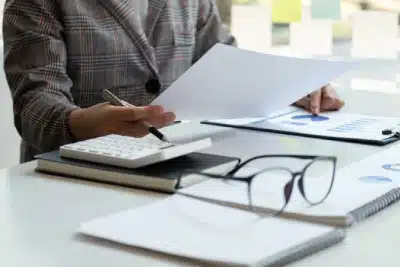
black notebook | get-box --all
[35,150,238,193]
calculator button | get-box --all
[59,134,212,169]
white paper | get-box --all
[265,109,400,141]
[78,195,338,266]
[206,106,297,126]
[151,44,358,120]
[342,142,400,187]
[206,117,267,126]
[179,142,400,220]
[304,142,400,215]
[231,4,272,53]
[290,20,333,56]
[351,11,398,59]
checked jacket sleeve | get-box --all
[193,0,237,63]
[3,0,80,154]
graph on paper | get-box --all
[267,109,400,141]
[358,176,393,184]
[382,164,400,172]
[327,118,380,133]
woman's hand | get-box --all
[68,102,176,141]
[294,84,345,115]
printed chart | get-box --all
[356,163,400,184]
[280,114,329,126]
[382,164,400,172]
[267,110,400,140]
[327,118,379,133]
[358,176,393,184]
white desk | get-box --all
[1,89,400,267]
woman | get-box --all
[2,0,343,162]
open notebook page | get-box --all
[78,195,343,266]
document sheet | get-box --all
[151,44,358,120]
[265,109,400,141]
[78,195,341,266]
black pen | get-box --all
[101,89,171,143]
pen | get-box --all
[101,89,171,143]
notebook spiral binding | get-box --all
[259,229,345,267]
[350,188,400,223]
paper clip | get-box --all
[382,124,400,137]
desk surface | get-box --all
[2,88,400,267]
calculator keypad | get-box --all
[60,134,212,169]
[62,135,170,159]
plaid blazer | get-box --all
[3,0,235,163]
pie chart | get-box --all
[359,176,392,183]
[292,114,329,122]
[382,164,400,171]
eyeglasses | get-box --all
[176,154,337,217]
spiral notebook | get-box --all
[178,144,400,227]
[78,195,345,267]
[202,108,400,145]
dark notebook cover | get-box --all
[35,150,238,180]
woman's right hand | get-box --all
[67,102,176,141]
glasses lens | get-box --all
[302,158,335,204]
[244,157,296,215]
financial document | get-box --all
[266,109,400,140]
[151,44,358,121]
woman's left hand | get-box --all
[294,84,345,115]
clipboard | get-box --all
[201,111,400,146]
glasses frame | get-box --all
[176,154,337,217]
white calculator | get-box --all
[60,134,212,169]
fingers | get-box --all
[294,85,345,114]
[320,91,335,111]
[106,105,165,121]
[309,90,322,115]
[295,97,310,111]
[320,85,345,112]
[116,125,149,138]
[106,112,176,138]
[144,112,176,128]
